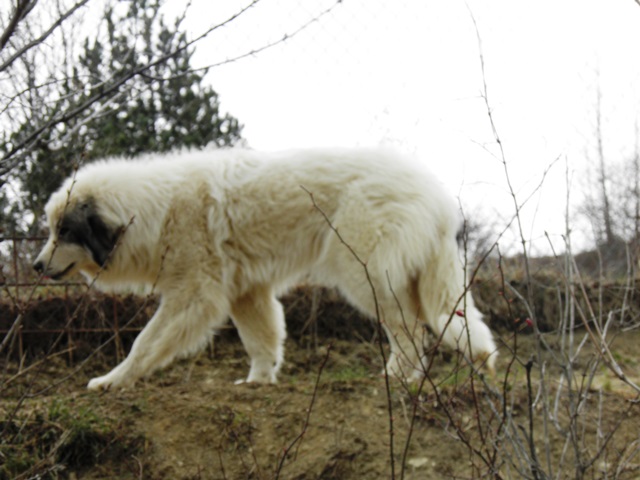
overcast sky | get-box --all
[166,0,640,254]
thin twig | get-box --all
[467,4,559,476]
[524,358,543,480]
[273,343,332,479]
[301,185,397,479]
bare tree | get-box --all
[594,84,616,246]
[579,79,640,275]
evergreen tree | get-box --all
[1,0,243,233]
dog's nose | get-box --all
[33,261,44,273]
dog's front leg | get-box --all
[88,291,228,390]
[230,286,286,384]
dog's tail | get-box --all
[417,237,497,372]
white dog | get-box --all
[33,148,496,390]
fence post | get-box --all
[12,235,20,305]
[113,296,122,362]
[64,282,74,366]
[12,236,25,367]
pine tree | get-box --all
[1,0,243,233]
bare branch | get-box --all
[195,0,343,73]
[0,0,90,73]
[132,0,344,82]
[0,0,37,53]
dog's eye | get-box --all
[59,227,70,237]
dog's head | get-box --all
[33,195,122,280]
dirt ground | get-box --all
[2,321,640,480]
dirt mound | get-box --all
[3,332,640,479]
[3,279,640,479]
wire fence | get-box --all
[0,236,373,368]
[0,235,150,365]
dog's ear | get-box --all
[60,201,121,267]
[85,210,121,267]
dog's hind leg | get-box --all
[88,286,229,390]
[332,267,427,381]
[416,259,497,372]
[230,286,286,384]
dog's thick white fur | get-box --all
[33,147,496,390]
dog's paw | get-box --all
[87,375,112,391]
[235,368,278,385]
[474,350,498,376]
[87,372,131,391]
[245,361,278,384]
